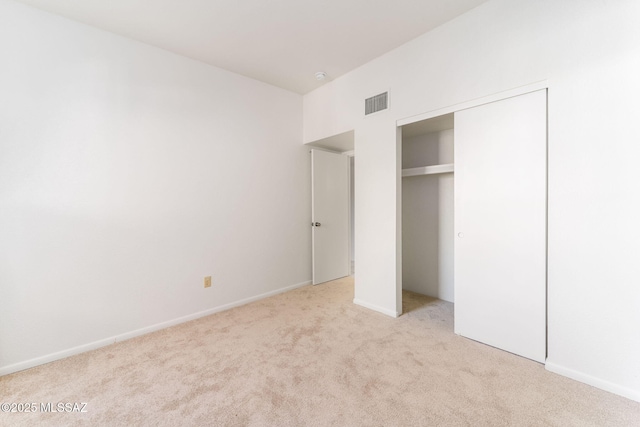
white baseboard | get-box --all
[545,361,640,402]
[353,298,399,318]
[0,280,311,377]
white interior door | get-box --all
[311,149,349,285]
[454,89,547,363]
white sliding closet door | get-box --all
[454,89,547,363]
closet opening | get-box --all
[397,88,547,363]
[400,113,455,304]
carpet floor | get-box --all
[1,276,639,426]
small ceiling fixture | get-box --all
[315,71,327,81]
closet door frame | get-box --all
[397,81,549,129]
[396,81,548,362]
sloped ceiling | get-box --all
[16,0,488,94]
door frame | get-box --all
[395,79,549,318]
[344,150,355,275]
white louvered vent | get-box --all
[365,92,388,115]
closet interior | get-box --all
[401,113,454,303]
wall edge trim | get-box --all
[545,361,640,402]
[353,298,400,318]
[0,279,311,377]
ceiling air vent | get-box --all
[365,92,388,115]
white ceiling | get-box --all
[16,0,487,94]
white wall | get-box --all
[0,0,310,373]
[351,120,401,317]
[402,130,454,302]
[303,0,640,401]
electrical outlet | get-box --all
[204,276,212,288]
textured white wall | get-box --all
[0,0,310,373]
[303,0,640,401]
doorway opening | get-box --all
[400,114,455,304]
[305,130,355,285]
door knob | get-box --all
[314,222,321,227]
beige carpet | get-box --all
[1,276,639,426]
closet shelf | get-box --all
[402,163,454,177]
